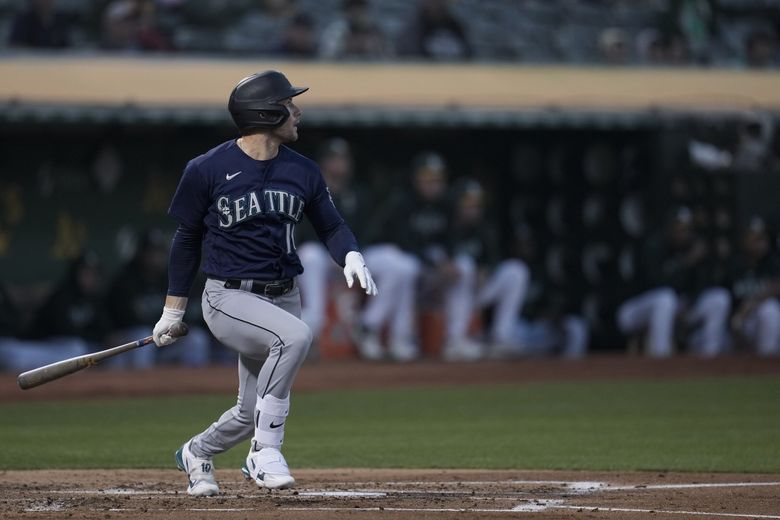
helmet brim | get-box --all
[282,86,309,100]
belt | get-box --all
[223,278,294,297]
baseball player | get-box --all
[298,138,421,362]
[152,70,377,496]
[730,216,780,356]
[448,180,530,354]
[504,225,590,359]
[107,228,211,369]
[374,152,483,361]
[616,207,731,357]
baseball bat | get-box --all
[17,322,189,390]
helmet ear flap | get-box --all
[256,109,287,127]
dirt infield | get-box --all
[3,468,780,519]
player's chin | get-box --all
[275,124,299,143]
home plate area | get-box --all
[3,469,780,519]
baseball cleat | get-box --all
[175,441,220,496]
[442,338,484,362]
[388,340,419,362]
[243,447,295,490]
[353,325,384,361]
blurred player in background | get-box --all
[448,179,529,356]
[297,139,353,352]
[152,71,377,496]
[730,217,780,356]
[298,138,398,359]
[107,228,211,368]
[373,152,484,361]
[501,226,590,359]
[0,253,101,371]
[302,139,421,362]
[616,207,731,357]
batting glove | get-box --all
[343,251,378,296]
[153,307,185,347]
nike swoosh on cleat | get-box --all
[226,171,242,180]
[175,448,185,471]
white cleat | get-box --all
[389,340,419,362]
[243,447,296,490]
[354,327,385,361]
[175,441,220,496]
[442,338,484,362]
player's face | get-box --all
[76,262,101,296]
[414,168,446,201]
[458,192,483,223]
[322,153,353,188]
[743,230,769,258]
[273,98,301,143]
[669,220,693,246]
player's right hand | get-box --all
[153,307,186,347]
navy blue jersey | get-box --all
[167,140,358,292]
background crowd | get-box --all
[1,0,779,67]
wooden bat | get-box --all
[17,322,189,390]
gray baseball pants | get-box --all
[189,278,312,458]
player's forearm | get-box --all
[306,191,359,266]
[164,295,189,310]
[311,212,359,266]
[322,224,360,266]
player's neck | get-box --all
[236,135,280,161]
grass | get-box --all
[1,376,779,472]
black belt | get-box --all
[223,278,294,297]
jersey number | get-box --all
[285,222,296,254]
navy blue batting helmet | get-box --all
[228,71,308,131]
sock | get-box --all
[252,393,289,451]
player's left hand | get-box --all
[344,251,378,296]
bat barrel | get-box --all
[16,324,188,390]
[17,355,95,389]
[16,336,157,390]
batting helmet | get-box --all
[228,71,308,131]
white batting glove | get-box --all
[343,251,378,296]
[152,307,185,347]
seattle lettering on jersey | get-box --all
[217,189,305,228]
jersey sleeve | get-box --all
[167,223,203,297]
[168,161,210,230]
[167,161,208,296]
[305,170,359,266]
